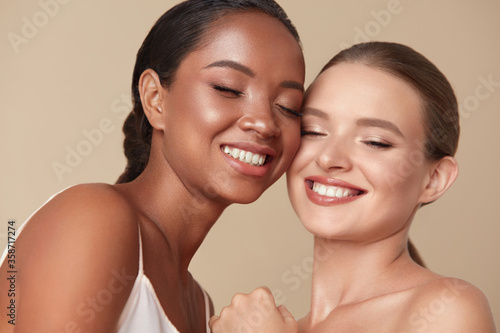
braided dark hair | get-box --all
[116,0,300,184]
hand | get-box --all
[209,287,298,333]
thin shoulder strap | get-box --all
[201,287,211,333]
[137,224,144,273]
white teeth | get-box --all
[245,151,252,163]
[223,145,267,167]
[311,181,359,198]
[318,185,327,196]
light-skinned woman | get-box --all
[210,42,496,333]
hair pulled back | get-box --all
[319,42,459,161]
[116,0,300,184]
[317,42,460,267]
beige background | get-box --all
[1,0,499,325]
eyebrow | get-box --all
[204,60,255,77]
[301,110,404,137]
[281,80,304,92]
[356,118,404,137]
[204,60,304,92]
[302,107,329,119]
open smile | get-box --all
[222,145,269,167]
[220,144,275,177]
[304,177,366,205]
[308,180,363,198]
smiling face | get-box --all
[154,12,305,205]
[287,62,434,242]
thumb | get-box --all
[277,305,296,325]
[208,315,219,329]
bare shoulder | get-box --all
[0,183,140,332]
[19,183,138,242]
[403,277,496,332]
[15,182,141,278]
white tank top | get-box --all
[116,229,211,332]
[0,222,210,333]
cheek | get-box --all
[289,140,321,171]
[279,120,301,164]
[166,92,234,145]
[186,91,232,127]
[198,90,246,126]
[373,153,426,193]
[286,141,316,198]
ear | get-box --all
[138,69,165,131]
[419,156,459,204]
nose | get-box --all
[315,136,352,172]
[237,103,281,140]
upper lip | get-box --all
[221,142,276,157]
[306,175,367,193]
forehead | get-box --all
[305,63,424,135]
[180,11,305,78]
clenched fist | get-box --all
[209,287,298,333]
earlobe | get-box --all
[420,156,459,204]
[138,69,165,131]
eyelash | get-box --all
[301,130,323,136]
[300,131,393,150]
[213,85,301,118]
[278,105,302,118]
[213,85,243,97]
[363,140,393,149]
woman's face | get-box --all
[158,12,305,204]
[287,63,433,242]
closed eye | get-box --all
[213,85,243,97]
[278,105,302,118]
[363,140,393,149]
[301,130,324,136]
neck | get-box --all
[118,155,227,279]
[307,230,416,325]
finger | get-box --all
[208,315,219,329]
[252,287,277,314]
[277,305,296,324]
[251,286,275,305]
[253,286,273,297]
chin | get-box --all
[299,217,350,239]
[209,187,265,206]
[231,189,265,204]
[233,196,260,205]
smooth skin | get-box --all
[210,63,496,332]
[0,12,305,333]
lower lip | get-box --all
[304,181,363,206]
[222,151,272,177]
